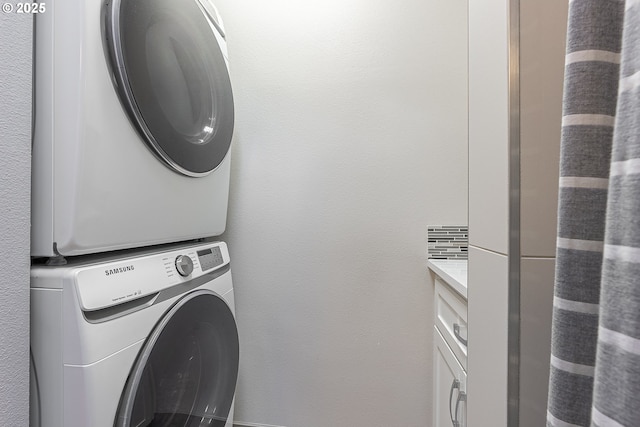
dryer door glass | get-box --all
[105,0,234,177]
[115,290,239,427]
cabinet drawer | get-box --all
[434,277,467,369]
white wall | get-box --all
[467,0,567,426]
[467,0,510,424]
[0,13,32,427]
[519,0,567,424]
[215,0,468,426]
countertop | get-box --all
[427,259,468,300]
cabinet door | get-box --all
[434,326,467,427]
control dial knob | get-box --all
[175,255,194,277]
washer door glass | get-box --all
[115,290,239,427]
[105,0,234,177]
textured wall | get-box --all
[216,0,468,426]
[0,12,32,427]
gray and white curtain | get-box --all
[547,0,640,426]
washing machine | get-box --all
[30,241,239,427]
[31,0,235,257]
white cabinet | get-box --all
[434,327,467,427]
[434,278,468,368]
[430,268,468,427]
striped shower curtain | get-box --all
[547,0,640,426]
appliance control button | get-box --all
[175,255,194,277]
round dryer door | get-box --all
[104,0,234,177]
[115,290,239,427]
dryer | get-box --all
[30,241,239,427]
[32,0,235,257]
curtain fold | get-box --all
[548,1,640,426]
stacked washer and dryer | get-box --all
[30,0,239,426]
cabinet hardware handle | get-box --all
[453,390,467,427]
[453,323,467,347]
[449,378,460,425]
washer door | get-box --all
[115,290,239,427]
[104,0,234,177]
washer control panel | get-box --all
[74,242,230,312]
[197,246,224,272]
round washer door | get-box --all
[115,290,239,427]
[104,0,234,177]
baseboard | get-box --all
[234,421,288,427]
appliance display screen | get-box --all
[197,247,224,271]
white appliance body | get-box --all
[30,241,238,427]
[32,0,235,257]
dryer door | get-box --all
[115,290,239,427]
[104,0,234,177]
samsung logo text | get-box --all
[105,265,135,276]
